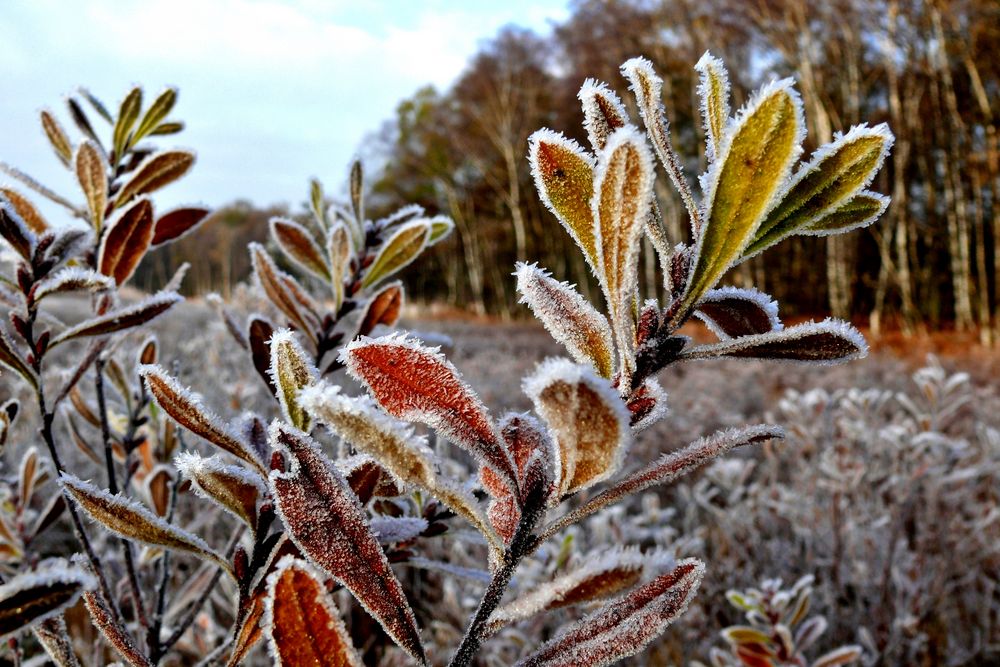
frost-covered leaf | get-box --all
[683,79,804,312]
[361,220,430,289]
[0,562,94,641]
[0,187,48,232]
[342,334,517,491]
[524,359,629,497]
[140,364,267,475]
[151,206,210,246]
[358,282,403,337]
[327,223,351,310]
[801,192,889,236]
[83,591,152,667]
[620,57,699,233]
[626,378,670,431]
[0,329,38,389]
[592,127,655,374]
[250,243,316,336]
[228,592,265,667]
[268,423,425,664]
[75,140,107,228]
[370,516,428,545]
[681,319,867,363]
[98,197,154,285]
[695,52,731,164]
[269,330,317,431]
[427,215,454,243]
[812,646,863,667]
[515,263,614,378]
[249,316,278,396]
[696,287,781,339]
[483,413,556,541]
[40,110,73,166]
[0,201,36,259]
[271,217,330,280]
[263,557,363,667]
[62,474,232,574]
[350,160,364,224]
[515,559,704,667]
[528,129,598,268]
[747,124,893,256]
[34,268,114,302]
[540,425,782,541]
[300,382,500,551]
[114,150,195,206]
[133,87,177,142]
[175,452,263,529]
[112,87,142,160]
[489,547,658,631]
[34,616,81,667]
[49,292,181,347]
[579,79,628,152]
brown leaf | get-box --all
[680,319,867,363]
[524,359,629,497]
[176,452,262,529]
[75,140,107,228]
[250,243,316,338]
[515,263,614,378]
[695,287,781,339]
[516,559,704,667]
[358,282,403,337]
[49,292,182,348]
[268,423,425,664]
[271,218,330,280]
[62,474,232,575]
[538,425,782,543]
[33,616,81,667]
[0,201,35,260]
[578,79,629,151]
[98,197,155,285]
[227,591,266,667]
[140,364,267,475]
[114,150,195,206]
[0,328,37,389]
[343,334,516,492]
[151,206,210,246]
[83,591,152,667]
[249,317,278,396]
[0,187,48,232]
[0,564,94,641]
[40,110,73,166]
[263,557,363,666]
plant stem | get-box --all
[95,359,151,633]
[448,495,542,667]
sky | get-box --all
[0,0,570,221]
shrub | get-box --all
[0,52,892,666]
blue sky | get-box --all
[0,0,569,220]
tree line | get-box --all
[141,0,998,340]
[367,0,998,339]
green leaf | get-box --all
[360,220,430,289]
[593,127,655,376]
[427,215,454,243]
[133,88,177,144]
[694,51,731,164]
[268,330,317,431]
[746,124,893,256]
[801,191,889,236]
[309,178,325,227]
[528,129,598,269]
[350,160,364,223]
[112,88,142,163]
[682,80,804,314]
[148,121,184,136]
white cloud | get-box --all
[0,0,569,217]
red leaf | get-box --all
[98,197,155,285]
[342,334,516,491]
[268,423,425,664]
[151,206,210,246]
[516,559,704,667]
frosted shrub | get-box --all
[0,53,895,666]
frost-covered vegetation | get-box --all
[0,45,995,667]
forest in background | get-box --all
[137,0,1000,340]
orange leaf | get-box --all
[98,197,155,285]
[263,557,363,667]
